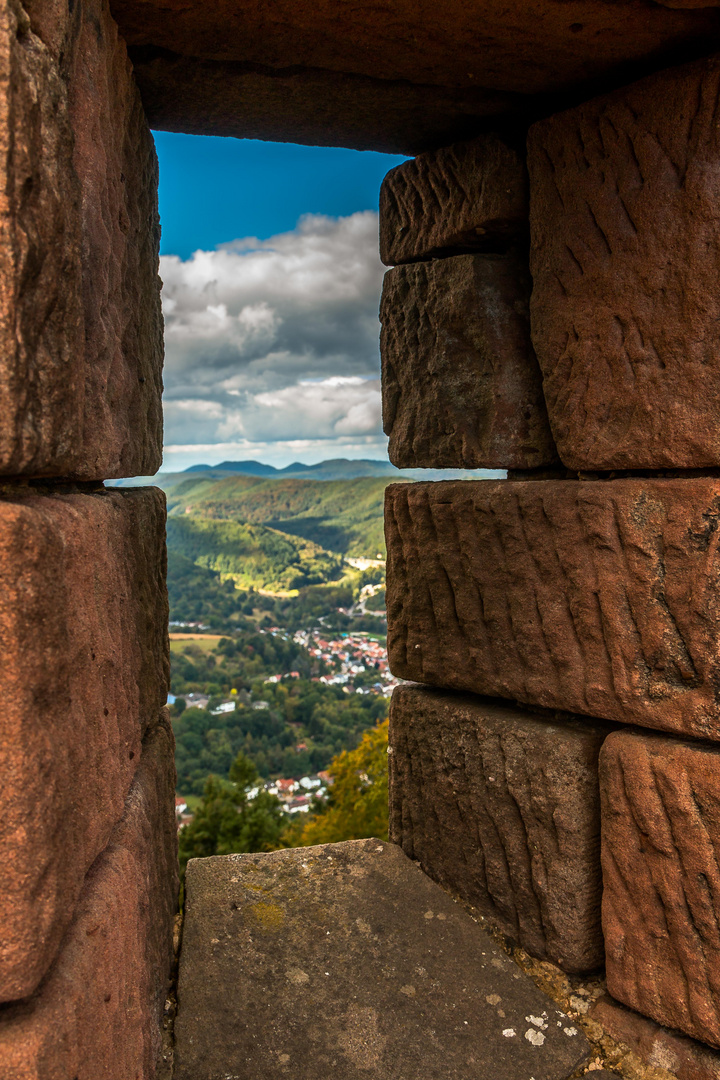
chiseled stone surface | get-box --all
[63,0,163,480]
[389,684,609,972]
[0,0,84,477]
[529,54,720,470]
[2,0,163,480]
[379,134,527,265]
[386,477,720,739]
[174,840,590,1080]
[0,713,178,1080]
[0,486,169,1002]
[380,254,556,470]
[600,730,720,1048]
[590,992,720,1080]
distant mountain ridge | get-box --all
[180,457,497,482]
[114,458,502,592]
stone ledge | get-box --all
[174,839,591,1080]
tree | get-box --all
[286,720,389,847]
[178,751,287,883]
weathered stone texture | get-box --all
[124,53,519,157]
[1,0,163,480]
[529,54,720,469]
[590,993,720,1080]
[0,486,169,1002]
[0,713,178,1080]
[0,0,84,476]
[109,0,720,96]
[175,839,590,1080]
[389,684,608,972]
[385,478,720,738]
[379,135,527,265]
[600,730,720,1048]
[380,255,556,470]
[65,0,163,479]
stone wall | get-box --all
[4,0,720,1072]
[382,51,720,1060]
[0,0,175,1075]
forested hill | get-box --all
[113,459,496,594]
[162,474,391,558]
[166,515,344,592]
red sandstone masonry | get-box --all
[0,712,178,1080]
[0,0,84,476]
[379,134,527,265]
[385,478,720,738]
[389,684,609,972]
[590,993,720,1080]
[380,254,557,470]
[64,0,163,479]
[528,54,720,470]
[0,0,163,480]
[0,486,168,1002]
[600,730,720,1048]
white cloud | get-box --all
[160,212,387,463]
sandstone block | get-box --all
[65,0,163,479]
[0,0,84,477]
[529,54,720,469]
[1,0,163,480]
[380,255,557,470]
[389,684,609,972]
[109,0,720,101]
[0,486,169,1002]
[0,713,178,1080]
[590,992,720,1080]
[600,730,720,1048]
[379,134,527,265]
[174,839,590,1080]
[386,477,720,738]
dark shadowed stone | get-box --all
[174,839,590,1080]
[380,254,557,470]
[389,684,610,972]
[110,0,720,153]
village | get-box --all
[174,622,399,830]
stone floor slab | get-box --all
[175,839,590,1080]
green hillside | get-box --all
[163,474,395,557]
[166,516,344,593]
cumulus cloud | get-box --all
[160,212,386,458]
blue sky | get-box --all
[156,134,405,260]
[156,134,406,471]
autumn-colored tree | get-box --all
[285,719,389,847]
